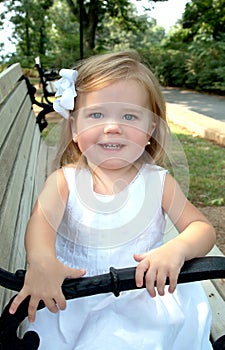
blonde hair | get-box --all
[54,50,168,169]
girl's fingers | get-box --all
[66,267,86,279]
[135,253,159,296]
[27,297,40,323]
[51,289,66,311]
[55,293,67,311]
[44,298,59,313]
[135,258,150,288]
[145,268,157,297]
[9,290,28,314]
[133,253,147,263]
[168,271,179,294]
[155,273,167,296]
[134,250,182,297]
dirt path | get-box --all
[199,206,225,254]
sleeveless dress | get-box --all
[25,164,212,349]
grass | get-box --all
[169,123,225,207]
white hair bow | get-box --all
[53,69,78,119]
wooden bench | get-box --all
[0,63,51,312]
[0,63,225,349]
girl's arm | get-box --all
[9,169,86,322]
[134,173,216,297]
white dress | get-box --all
[25,164,212,349]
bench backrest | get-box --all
[35,57,59,104]
[0,63,47,309]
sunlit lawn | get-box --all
[169,123,225,207]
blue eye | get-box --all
[90,112,104,119]
[123,114,136,121]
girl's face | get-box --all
[72,79,156,170]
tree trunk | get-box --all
[25,6,31,56]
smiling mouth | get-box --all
[100,143,123,150]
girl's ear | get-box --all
[148,121,156,139]
[70,116,78,143]
[150,123,156,136]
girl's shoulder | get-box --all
[61,165,90,193]
[45,168,67,190]
[61,165,85,179]
[45,168,68,187]
[142,163,168,178]
[38,168,69,210]
[138,163,168,197]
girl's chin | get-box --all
[87,158,133,170]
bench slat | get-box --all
[1,123,43,309]
[0,94,32,206]
[212,279,225,302]
[207,245,225,302]
[0,112,36,270]
[0,63,23,104]
[34,141,49,196]
[0,80,27,150]
[202,280,225,342]
[9,118,41,271]
[9,127,42,270]
[0,63,50,311]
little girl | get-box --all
[10,51,215,349]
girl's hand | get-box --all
[134,242,185,297]
[9,256,86,322]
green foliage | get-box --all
[1,0,54,66]
[95,14,165,53]
[144,0,225,94]
[185,40,225,92]
[1,0,167,67]
[181,0,225,41]
[64,0,152,53]
[1,0,225,95]
[1,0,168,68]
[140,46,189,87]
[44,0,80,68]
[0,63,7,73]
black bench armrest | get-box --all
[1,256,225,349]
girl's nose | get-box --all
[103,122,122,134]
